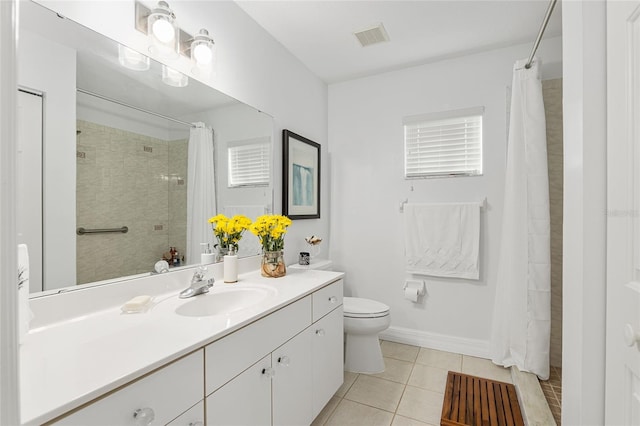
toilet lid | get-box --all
[343,297,390,318]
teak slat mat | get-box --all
[441,371,524,426]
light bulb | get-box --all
[152,18,175,43]
[193,43,212,65]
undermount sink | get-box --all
[175,285,276,317]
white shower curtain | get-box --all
[186,123,216,264]
[490,58,550,380]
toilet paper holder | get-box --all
[404,280,426,296]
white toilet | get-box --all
[343,296,390,373]
[289,259,391,374]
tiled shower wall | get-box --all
[542,79,563,368]
[76,120,187,285]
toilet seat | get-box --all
[343,297,390,318]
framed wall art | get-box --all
[283,129,320,219]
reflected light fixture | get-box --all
[162,65,189,87]
[118,44,150,71]
[190,29,215,67]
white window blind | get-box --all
[403,107,483,178]
[228,137,271,187]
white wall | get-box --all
[37,0,329,266]
[561,1,607,424]
[18,30,76,290]
[328,38,562,356]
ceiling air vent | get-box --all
[354,23,390,47]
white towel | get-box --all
[404,202,481,279]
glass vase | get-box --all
[216,246,229,263]
[261,250,286,278]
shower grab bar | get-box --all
[77,226,128,235]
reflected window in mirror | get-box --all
[228,137,271,188]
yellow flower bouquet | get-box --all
[208,214,252,254]
[249,215,292,277]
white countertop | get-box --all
[20,267,344,425]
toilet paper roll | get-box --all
[404,286,419,302]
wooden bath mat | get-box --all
[441,371,524,426]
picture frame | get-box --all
[283,129,321,219]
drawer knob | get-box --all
[328,296,338,303]
[262,367,276,378]
[278,355,291,367]
[316,329,326,337]
[133,408,155,426]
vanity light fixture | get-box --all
[135,1,216,72]
[190,29,215,67]
[162,65,189,87]
[135,1,181,59]
[118,44,150,71]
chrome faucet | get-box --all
[179,266,215,298]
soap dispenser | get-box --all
[200,243,215,265]
[223,247,238,283]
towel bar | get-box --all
[77,226,128,235]
[400,198,487,213]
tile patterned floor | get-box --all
[540,366,562,425]
[311,340,513,426]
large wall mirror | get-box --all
[17,1,274,295]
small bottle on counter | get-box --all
[224,247,238,283]
[200,243,215,265]
[173,248,181,267]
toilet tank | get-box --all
[289,258,333,271]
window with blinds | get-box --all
[403,107,483,178]
[227,137,271,187]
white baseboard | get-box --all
[379,326,491,359]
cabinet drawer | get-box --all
[205,295,312,395]
[53,350,204,426]
[312,279,343,322]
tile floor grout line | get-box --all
[317,341,525,426]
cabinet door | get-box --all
[311,307,344,418]
[272,329,313,426]
[206,355,272,426]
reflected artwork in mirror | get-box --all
[17,0,274,295]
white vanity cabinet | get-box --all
[52,350,204,426]
[206,279,344,426]
[37,277,343,426]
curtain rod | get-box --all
[76,88,193,128]
[525,0,558,69]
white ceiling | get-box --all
[236,0,562,84]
